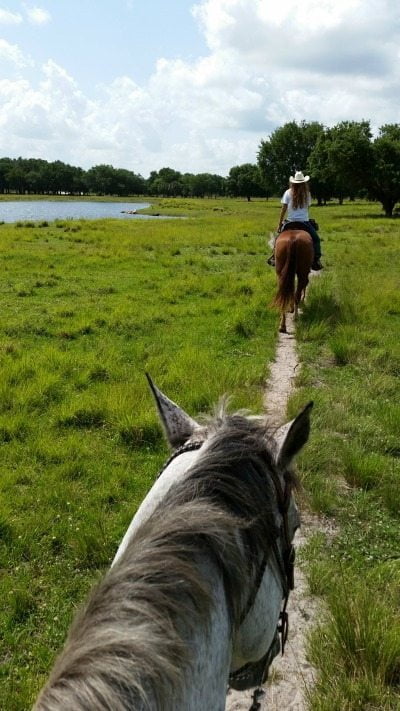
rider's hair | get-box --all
[290,182,310,210]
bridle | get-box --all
[157,439,296,711]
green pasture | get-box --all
[289,207,400,709]
[0,198,277,708]
[0,197,399,709]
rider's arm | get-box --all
[277,204,287,231]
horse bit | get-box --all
[157,440,296,711]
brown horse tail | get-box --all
[274,239,297,311]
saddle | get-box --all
[280,218,319,234]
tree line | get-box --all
[257,120,400,216]
[0,158,260,202]
[0,159,229,200]
[2,119,400,215]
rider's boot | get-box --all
[312,257,323,270]
[267,253,275,267]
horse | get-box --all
[34,374,313,711]
[274,228,313,333]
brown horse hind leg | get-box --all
[279,311,287,333]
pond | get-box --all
[0,200,169,223]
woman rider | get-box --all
[268,171,323,270]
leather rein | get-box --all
[157,440,296,711]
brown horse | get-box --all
[274,229,313,333]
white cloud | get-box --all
[0,8,23,23]
[25,6,51,25]
[0,38,33,68]
[1,0,400,175]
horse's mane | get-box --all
[35,411,295,711]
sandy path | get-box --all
[226,311,320,711]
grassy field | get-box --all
[0,198,279,709]
[0,197,399,709]
[290,206,400,709]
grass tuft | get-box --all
[59,408,107,429]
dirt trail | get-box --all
[226,311,320,711]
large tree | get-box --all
[0,158,15,193]
[184,173,226,198]
[147,168,184,196]
[86,164,118,195]
[327,121,373,202]
[369,124,400,216]
[257,121,324,195]
[227,164,265,200]
[307,133,335,205]
[307,121,374,203]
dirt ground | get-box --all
[226,311,321,711]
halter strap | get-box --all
[156,440,204,479]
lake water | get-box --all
[0,200,169,223]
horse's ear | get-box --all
[275,401,313,469]
[146,373,200,449]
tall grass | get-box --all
[1,197,399,709]
[0,197,281,709]
[294,204,400,708]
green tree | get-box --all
[0,157,13,193]
[147,168,183,196]
[325,121,373,202]
[369,124,400,216]
[24,159,49,193]
[307,132,336,205]
[378,124,400,141]
[86,164,118,195]
[72,167,89,195]
[257,121,324,194]
[113,168,145,196]
[6,162,28,194]
[192,173,225,197]
[227,164,264,200]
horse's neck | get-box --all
[113,449,203,567]
[172,555,232,711]
[112,448,232,709]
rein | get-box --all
[157,441,296,710]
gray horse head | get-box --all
[34,377,312,711]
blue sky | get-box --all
[1,2,207,89]
[1,1,399,177]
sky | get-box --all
[1,0,400,177]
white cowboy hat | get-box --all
[289,171,310,183]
